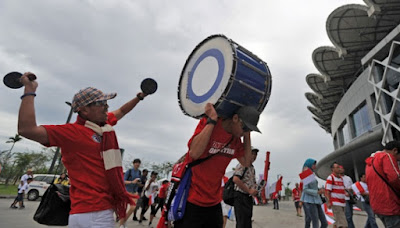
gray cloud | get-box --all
[0,0,363,186]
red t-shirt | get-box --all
[42,113,118,214]
[158,183,169,199]
[186,117,244,207]
[292,188,300,201]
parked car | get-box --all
[27,174,59,201]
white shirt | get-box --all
[18,183,29,194]
[21,174,32,185]
[342,175,353,200]
[144,180,159,198]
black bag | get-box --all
[346,189,357,205]
[320,194,327,204]
[222,168,247,206]
[364,195,370,204]
[33,184,71,226]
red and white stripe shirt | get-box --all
[325,174,346,207]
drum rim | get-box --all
[177,34,237,119]
[178,34,273,118]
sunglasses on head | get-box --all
[89,100,107,107]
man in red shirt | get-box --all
[174,103,261,228]
[292,183,302,217]
[365,141,400,228]
[17,72,149,227]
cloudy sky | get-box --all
[0,0,364,186]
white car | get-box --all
[27,174,59,201]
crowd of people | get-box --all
[297,140,400,228]
[8,72,400,228]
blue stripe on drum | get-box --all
[187,48,225,103]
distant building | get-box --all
[305,1,400,181]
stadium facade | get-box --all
[305,1,400,181]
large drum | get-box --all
[178,34,272,119]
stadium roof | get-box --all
[305,1,400,133]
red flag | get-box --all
[275,176,283,193]
[261,151,270,204]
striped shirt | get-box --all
[325,174,346,207]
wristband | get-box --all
[206,117,217,125]
[137,93,144,100]
[21,92,36,99]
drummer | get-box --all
[174,103,261,228]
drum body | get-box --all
[178,34,272,119]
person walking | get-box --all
[340,166,355,228]
[301,158,328,228]
[351,174,378,228]
[10,177,33,209]
[133,169,148,221]
[292,183,302,217]
[17,72,151,226]
[325,162,347,228]
[365,141,400,228]
[233,147,259,228]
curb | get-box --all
[0,195,16,199]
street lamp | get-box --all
[48,101,73,173]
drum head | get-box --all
[178,35,234,118]
[3,72,23,89]
[141,78,157,95]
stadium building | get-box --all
[305,1,400,181]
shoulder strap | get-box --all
[188,136,234,169]
[372,159,400,198]
[240,167,248,180]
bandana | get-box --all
[77,115,133,218]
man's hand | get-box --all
[248,189,258,196]
[327,201,332,209]
[205,103,217,120]
[21,72,38,93]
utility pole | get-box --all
[48,102,73,173]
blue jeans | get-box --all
[377,214,400,228]
[345,200,355,228]
[362,202,378,228]
[303,202,328,228]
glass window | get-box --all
[370,94,381,124]
[42,176,56,184]
[333,134,338,150]
[350,102,372,138]
[33,176,45,181]
[337,121,350,147]
[342,121,351,144]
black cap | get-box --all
[251,147,259,153]
[236,106,261,133]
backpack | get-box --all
[223,167,247,206]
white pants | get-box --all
[69,209,114,228]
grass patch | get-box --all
[0,184,18,195]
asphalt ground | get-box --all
[0,198,384,227]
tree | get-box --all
[1,134,23,184]
[1,134,23,167]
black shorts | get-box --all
[174,202,222,228]
[294,201,301,208]
[16,193,23,202]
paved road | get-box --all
[0,198,384,227]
